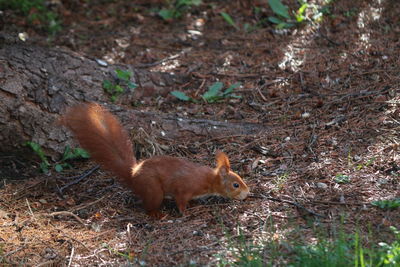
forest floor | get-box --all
[1,0,399,266]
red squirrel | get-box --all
[61,103,250,217]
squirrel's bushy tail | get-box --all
[62,103,135,180]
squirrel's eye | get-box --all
[233,183,240,188]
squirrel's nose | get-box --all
[237,188,250,200]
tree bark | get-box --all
[0,34,263,158]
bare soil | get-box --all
[1,0,399,266]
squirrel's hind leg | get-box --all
[139,184,165,219]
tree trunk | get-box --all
[0,34,263,158]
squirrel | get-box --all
[61,103,250,218]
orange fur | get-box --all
[62,103,250,217]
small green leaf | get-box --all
[204,96,222,103]
[102,80,113,91]
[73,148,90,159]
[268,16,284,24]
[61,145,73,161]
[230,94,242,99]
[115,69,131,81]
[268,0,290,19]
[220,12,238,30]
[39,161,49,173]
[175,0,202,9]
[243,23,257,33]
[55,164,63,172]
[26,141,41,154]
[276,22,295,29]
[296,3,308,22]
[128,81,137,89]
[26,141,52,173]
[191,0,202,6]
[63,163,72,169]
[158,9,175,20]
[176,0,202,6]
[26,141,49,164]
[372,199,400,210]
[223,82,241,96]
[334,174,350,184]
[203,82,223,101]
[171,91,190,101]
[114,85,124,93]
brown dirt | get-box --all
[1,0,399,266]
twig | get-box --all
[258,194,326,218]
[14,179,45,200]
[67,246,75,267]
[197,134,246,146]
[327,86,390,104]
[126,223,133,247]
[194,79,206,97]
[2,245,26,259]
[307,126,318,160]
[57,170,96,180]
[58,165,100,195]
[25,198,35,218]
[257,87,268,102]
[134,48,191,68]
[307,200,368,206]
[251,211,299,220]
[81,229,115,242]
[69,194,109,212]
[57,233,91,252]
[42,211,85,226]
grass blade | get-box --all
[220,12,239,30]
[268,0,290,19]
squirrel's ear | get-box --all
[216,151,231,174]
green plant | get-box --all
[343,7,358,18]
[334,174,350,184]
[220,12,239,30]
[170,91,194,102]
[0,0,62,35]
[215,219,399,267]
[158,0,202,21]
[171,82,241,103]
[202,82,241,103]
[292,230,356,266]
[272,172,289,191]
[291,226,400,267]
[377,227,400,266]
[216,226,264,267]
[268,0,296,28]
[54,146,90,172]
[26,141,51,173]
[26,141,89,173]
[102,243,134,262]
[356,157,375,171]
[371,199,400,210]
[221,7,270,32]
[267,0,325,29]
[103,69,137,102]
